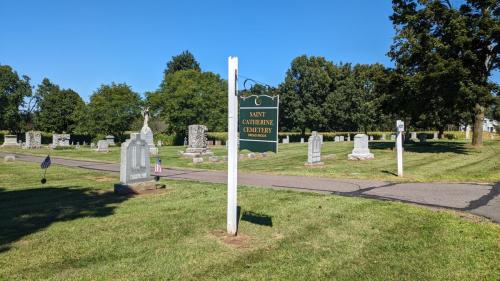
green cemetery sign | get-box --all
[239,95,279,153]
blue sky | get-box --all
[1,0,498,101]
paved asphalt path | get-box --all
[2,152,499,223]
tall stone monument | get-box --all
[182,125,213,157]
[114,133,154,194]
[25,131,42,149]
[140,107,157,155]
[52,133,70,147]
[348,134,374,160]
[305,131,323,166]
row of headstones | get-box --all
[305,132,376,165]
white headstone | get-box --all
[348,134,374,160]
[52,134,70,147]
[433,132,438,140]
[465,125,470,140]
[381,133,386,140]
[119,133,151,184]
[319,134,323,144]
[282,135,289,144]
[305,131,323,165]
[334,136,340,142]
[2,135,19,147]
[96,140,109,152]
[300,137,304,144]
[106,135,115,146]
[347,134,351,141]
[410,132,417,140]
[340,136,345,142]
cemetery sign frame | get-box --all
[239,94,279,153]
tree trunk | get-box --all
[471,103,484,147]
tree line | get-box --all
[0,0,498,146]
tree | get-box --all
[86,83,142,138]
[389,0,499,146]
[149,69,227,136]
[35,78,85,133]
[0,65,32,133]
[163,50,201,78]
[279,55,335,134]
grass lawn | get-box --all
[2,140,499,182]
[0,161,499,280]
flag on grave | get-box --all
[41,155,51,169]
[154,157,162,173]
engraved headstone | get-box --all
[340,136,345,142]
[348,134,374,160]
[182,125,213,157]
[305,131,323,166]
[96,140,109,152]
[300,137,304,144]
[410,132,418,140]
[52,134,70,147]
[1,135,19,147]
[106,135,115,146]
[25,131,42,148]
[114,133,153,194]
[433,132,438,140]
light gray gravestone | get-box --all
[90,142,95,149]
[319,134,323,144]
[215,140,221,146]
[381,133,386,140]
[348,134,374,160]
[114,133,153,194]
[334,136,340,142]
[347,134,351,141]
[433,132,438,140]
[182,125,213,157]
[52,134,70,147]
[96,140,109,152]
[106,135,115,146]
[391,134,396,140]
[140,108,157,155]
[282,135,290,144]
[184,137,188,146]
[157,140,162,147]
[300,137,304,143]
[369,135,374,141]
[193,157,204,164]
[2,135,20,147]
[76,144,80,149]
[410,132,418,141]
[340,136,345,142]
[305,131,323,166]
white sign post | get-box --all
[227,56,238,235]
[396,120,404,177]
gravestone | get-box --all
[182,125,213,157]
[2,135,20,147]
[319,134,323,144]
[157,140,162,147]
[410,132,418,141]
[106,135,115,146]
[215,140,222,146]
[90,143,95,149]
[52,134,70,147]
[300,137,304,144]
[83,141,87,146]
[369,136,374,141]
[433,132,438,140]
[347,134,351,141]
[305,131,323,166]
[114,133,153,194]
[282,135,289,144]
[75,143,80,149]
[4,155,15,162]
[334,136,340,142]
[193,157,204,164]
[96,140,109,152]
[348,134,374,160]
[391,134,396,140]
[381,133,386,140]
[340,136,345,142]
[140,108,157,155]
[184,137,188,146]
[465,125,471,140]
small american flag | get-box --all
[41,155,51,169]
[154,157,162,173]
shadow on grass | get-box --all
[369,141,470,155]
[241,211,273,227]
[0,186,130,253]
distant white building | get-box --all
[460,118,497,133]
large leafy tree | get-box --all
[0,65,32,133]
[389,0,499,146]
[86,83,142,138]
[279,55,335,134]
[149,69,227,136]
[35,78,85,133]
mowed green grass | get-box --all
[2,140,499,182]
[0,162,499,280]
